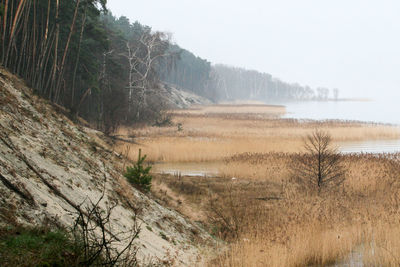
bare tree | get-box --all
[125,30,170,120]
[292,129,346,191]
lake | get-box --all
[282,99,400,125]
[281,99,400,154]
[338,139,400,154]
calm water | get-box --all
[152,162,220,177]
[282,99,400,125]
[281,99,400,154]
[338,140,400,154]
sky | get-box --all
[108,0,400,99]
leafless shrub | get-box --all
[71,193,141,266]
[292,129,346,191]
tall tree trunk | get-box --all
[5,0,26,67]
[50,0,60,100]
[30,0,37,82]
[1,0,9,64]
[71,7,86,109]
[44,0,50,42]
[55,0,80,103]
[16,0,30,76]
[33,0,52,92]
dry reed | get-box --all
[114,105,400,266]
[115,105,400,163]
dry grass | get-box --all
[171,104,286,116]
[213,225,366,267]
[115,105,400,163]
[152,153,400,266]
[362,223,400,266]
[120,137,302,162]
[113,104,400,266]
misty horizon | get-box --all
[108,0,400,100]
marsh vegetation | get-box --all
[113,104,400,266]
[116,104,400,163]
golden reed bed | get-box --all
[116,104,400,163]
[114,104,400,266]
[152,153,400,266]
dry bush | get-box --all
[70,193,140,266]
[291,130,346,191]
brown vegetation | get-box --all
[115,105,400,163]
[292,129,346,190]
[114,105,400,266]
[153,152,400,266]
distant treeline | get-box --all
[213,64,336,102]
[160,52,337,102]
[0,0,336,134]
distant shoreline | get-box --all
[271,98,373,103]
[211,103,286,108]
[218,98,373,106]
[326,98,372,102]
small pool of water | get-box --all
[152,162,221,177]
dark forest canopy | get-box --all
[0,0,173,133]
[0,0,336,134]
[157,45,218,101]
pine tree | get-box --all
[124,149,152,192]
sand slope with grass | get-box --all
[0,68,215,266]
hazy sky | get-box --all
[108,0,400,99]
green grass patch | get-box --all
[0,227,79,267]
